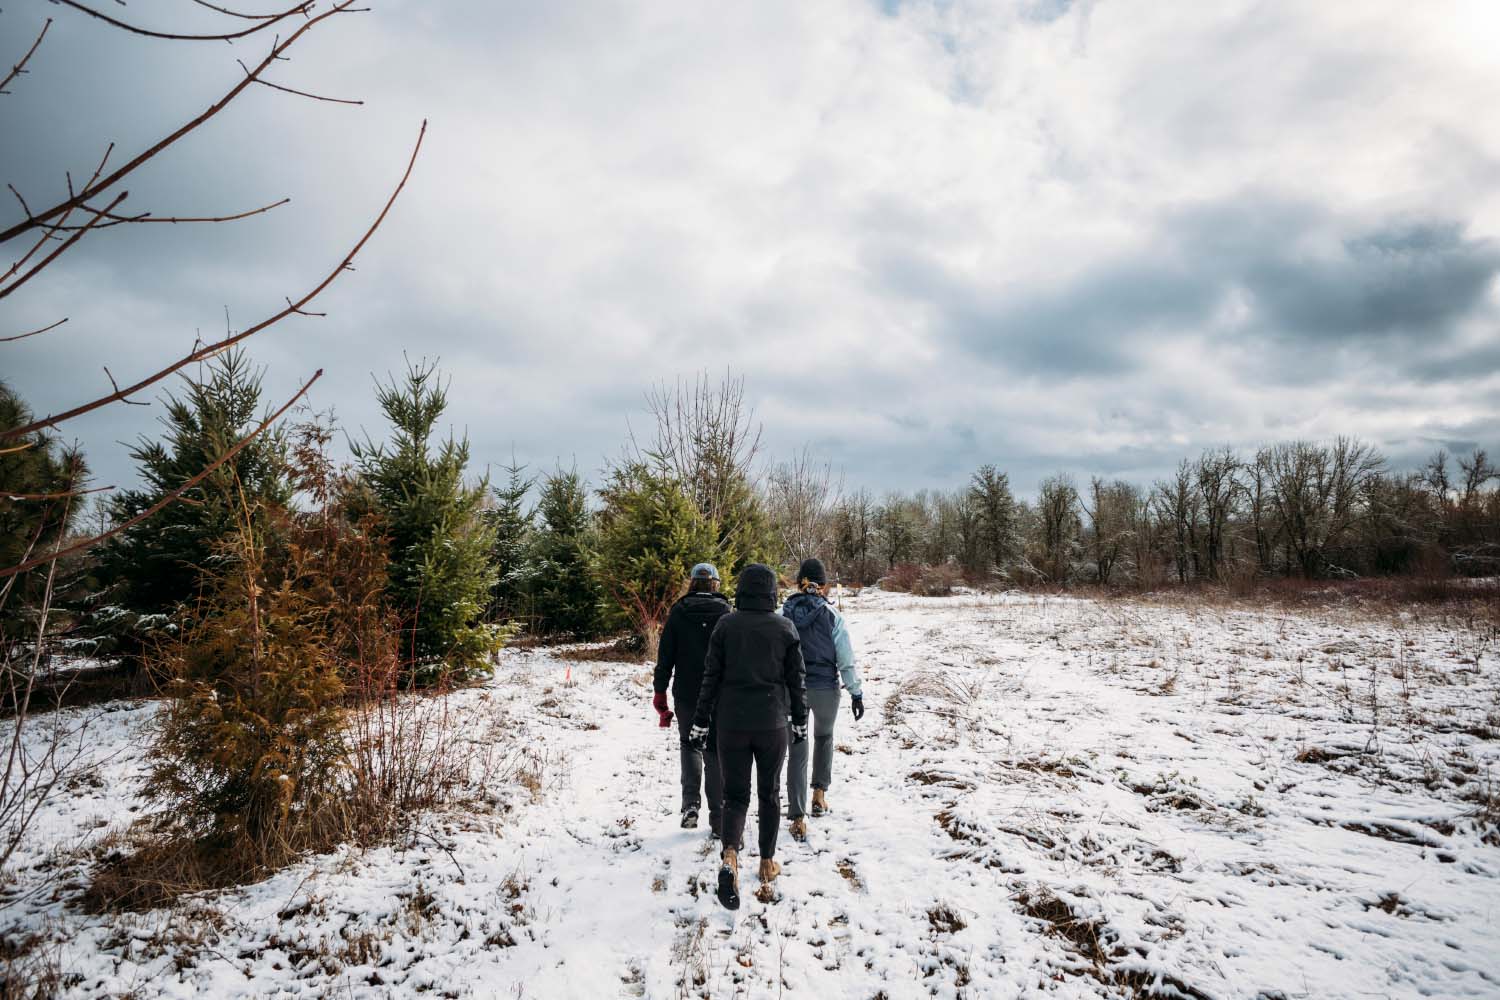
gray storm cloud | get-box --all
[2,0,1497,498]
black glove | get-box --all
[790,722,808,745]
[689,723,709,752]
[851,695,864,722]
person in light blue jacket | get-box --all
[782,557,864,840]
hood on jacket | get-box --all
[734,563,779,612]
[678,590,730,615]
[783,591,827,628]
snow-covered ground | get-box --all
[3,591,1499,998]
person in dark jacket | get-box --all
[690,563,807,910]
[782,558,865,841]
[653,562,732,833]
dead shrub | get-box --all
[1012,884,1110,967]
[884,669,980,730]
[880,563,923,593]
[927,903,967,934]
[562,638,644,663]
[914,563,964,596]
[0,929,66,1000]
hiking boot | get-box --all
[716,848,740,910]
[681,808,699,830]
[789,817,808,841]
[755,858,781,902]
[811,789,829,816]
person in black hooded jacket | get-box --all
[653,562,732,833]
[691,563,807,910]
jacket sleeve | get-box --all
[784,629,808,728]
[693,619,726,727]
[652,604,677,695]
[829,607,862,698]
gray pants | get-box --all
[786,688,840,820]
[676,711,722,834]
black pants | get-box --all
[718,727,789,860]
[676,711,722,835]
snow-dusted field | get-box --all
[3,591,1499,998]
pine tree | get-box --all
[0,383,90,650]
[596,462,721,653]
[484,461,534,624]
[351,361,502,679]
[528,468,602,638]
[92,351,290,663]
[969,464,1018,577]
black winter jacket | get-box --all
[693,564,808,733]
[653,590,732,710]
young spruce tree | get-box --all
[596,462,722,654]
[93,351,290,663]
[0,383,90,650]
[485,461,535,625]
[352,362,502,680]
[528,468,603,638]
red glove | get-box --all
[653,691,673,728]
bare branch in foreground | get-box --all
[237,58,364,105]
[0,369,323,579]
[48,0,310,43]
[0,317,69,344]
[0,18,52,96]
[0,120,426,442]
[0,1,360,245]
[39,196,291,231]
[0,192,130,301]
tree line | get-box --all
[6,363,1498,685]
[809,443,1498,590]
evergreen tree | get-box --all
[528,468,603,637]
[485,461,534,624]
[595,462,721,653]
[148,513,349,868]
[968,464,1018,576]
[715,473,775,576]
[93,351,290,663]
[0,383,90,650]
[351,362,502,678]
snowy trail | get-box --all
[476,646,1003,998]
[4,591,1498,998]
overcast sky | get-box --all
[5,0,1499,500]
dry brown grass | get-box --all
[0,928,67,1000]
[85,691,516,913]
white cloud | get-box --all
[4,0,1498,497]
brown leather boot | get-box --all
[789,817,807,841]
[811,789,829,816]
[755,858,781,902]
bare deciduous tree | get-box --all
[1033,474,1080,584]
[1152,461,1200,584]
[766,447,842,567]
[1265,438,1385,577]
[631,371,766,561]
[1196,446,1242,582]
[1084,477,1137,585]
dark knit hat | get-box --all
[797,558,827,586]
